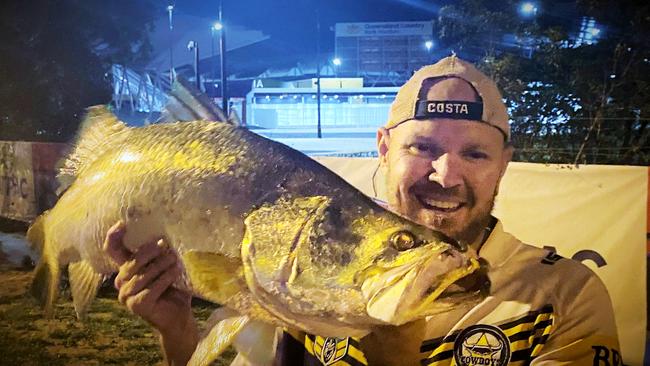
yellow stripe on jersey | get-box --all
[301,334,368,366]
[347,345,369,365]
[423,340,455,360]
[419,305,555,365]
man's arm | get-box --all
[103,222,199,366]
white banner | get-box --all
[315,157,647,365]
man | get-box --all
[104,55,621,365]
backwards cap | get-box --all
[385,55,510,140]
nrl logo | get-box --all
[453,325,511,366]
[313,336,350,365]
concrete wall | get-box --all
[0,141,68,222]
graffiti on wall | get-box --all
[0,142,36,221]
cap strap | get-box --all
[414,100,483,121]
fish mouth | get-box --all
[434,257,490,299]
[363,250,489,324]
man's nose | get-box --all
[428,153,463,188]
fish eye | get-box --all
[390,230,417,251]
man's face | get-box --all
[378,79,512,244]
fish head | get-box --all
[347,210,490,325]
[243,196,489,336]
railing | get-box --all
[111,64,171,114]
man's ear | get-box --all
[500,144,514,179]
[377,127,390,166]
[494,144,514,197]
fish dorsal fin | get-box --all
[59,106,128,178]
[158,76,229,123]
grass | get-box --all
[0,265,237,366]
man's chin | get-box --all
[412,210,486,245]
[413,210,462,235]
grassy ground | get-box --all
[0,259,236,365]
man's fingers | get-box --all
[114,240,165,289]
[125,264,182,314]
[117,251,178,303]
[103,221,131,265]
[147,264,182,302]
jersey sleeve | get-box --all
[531,264,622,365]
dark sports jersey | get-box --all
[269,220,621,366]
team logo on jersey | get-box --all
[453,325,511,366]
[313,337,349,365]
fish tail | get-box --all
[28,214,60,317]
[26,213,46,254]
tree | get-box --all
[0,0,156,142]
[435,0,649,165]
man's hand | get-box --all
[103,221,198,365]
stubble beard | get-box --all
[427,197,495,245]
[387,176,498,245]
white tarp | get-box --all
[315,157,648,365]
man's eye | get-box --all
[465,150,488,160]
[408,143,431,155]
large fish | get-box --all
[28,102,488,365]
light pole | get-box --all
[315,6,322,138]
[187,41,200,90]
[212,22,223,81]
[167,4,175,85]
[332,57,341,78]
[518,2,539,57]
[218,1,228,116]
[424,40,434,62]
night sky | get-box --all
[174,0,448,50]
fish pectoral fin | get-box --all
[182,251,245,304]
[187,315,250,366]
[68,260,103,320]
[232,320,279,365]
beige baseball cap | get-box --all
[385,55,510,141]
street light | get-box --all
[518,2,538,18]
[187,41,200,90]
[425,40,434,51]
[210,22,224,86]
[217,1,228,116]
[332,57,341,78]
[167,4,175,84]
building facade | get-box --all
[335,21,434,86]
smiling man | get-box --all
[275,56,622,366]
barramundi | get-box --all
[28,105,489,365]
